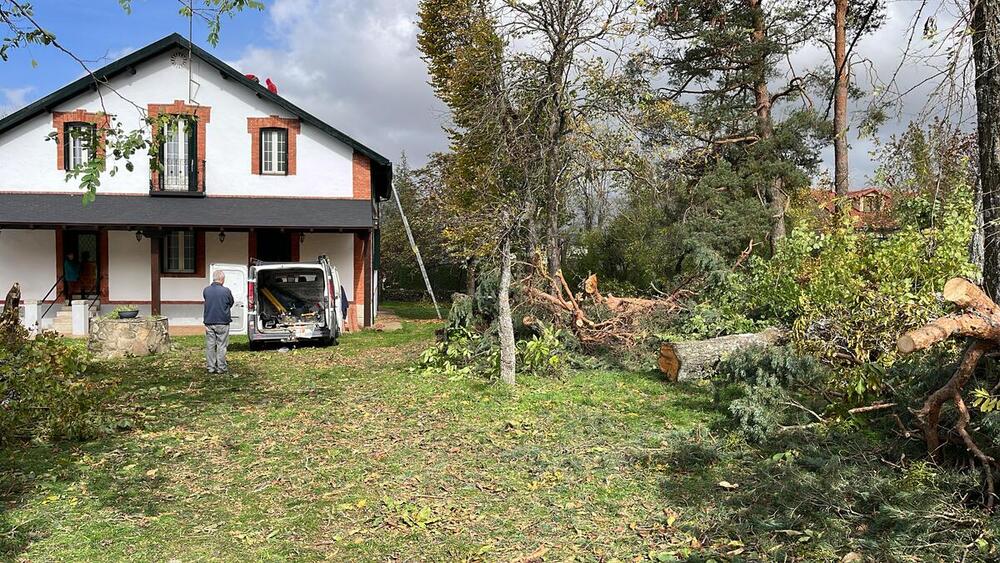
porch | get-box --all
[0,193,378,330]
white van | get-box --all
[209,255,343,350]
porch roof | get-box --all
[0,193,373,230]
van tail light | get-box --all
[247,281,255,311]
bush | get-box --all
[416,322,571,380]
[739,189,975,367]
[0,329,107,443]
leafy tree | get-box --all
[418,0,535,384]
[380,155,467,300]
[644,0,830,250]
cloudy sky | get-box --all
[0,0,974,186]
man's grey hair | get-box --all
[212,270,226,283]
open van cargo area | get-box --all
[257,267,328,332]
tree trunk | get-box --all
[750,0,786,248]
[972,176,986,281]
[546,197,561,288]
[466,257,477,296]
[833,0,851,199]
[973,0,1000,302]
[498,235,516,385]
[658,328,786,382]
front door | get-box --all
[209,263,248,335]
[255,230,293,262]
[63,230,100,299]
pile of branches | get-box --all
[522,268,685,348]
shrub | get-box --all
[739,189,975,367]
[416,322,571,380]
[0,330,107,443]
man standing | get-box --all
[203,270,234,374]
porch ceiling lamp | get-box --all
[135,230,143,242]
[218,230,226,243]
[299,232,306,244]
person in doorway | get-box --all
[62,252,80,304]
[204,270,235,374]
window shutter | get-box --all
[187,119,198,192]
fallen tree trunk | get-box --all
[658,327,786,382]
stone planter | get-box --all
[88,316,170,359]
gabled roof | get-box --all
[0,33,391,201]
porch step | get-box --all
[50,303,101,336]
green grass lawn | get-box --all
[1,322,722,561]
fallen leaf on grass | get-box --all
[717,480,739,490]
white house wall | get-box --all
[0,229,56,300]
[300,233,354,300]
[161,232,248,301]
[0,51,354,198]
[108,231,151,302]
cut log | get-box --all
[658,327,786,382]
[897,313,1000,353]
[943,277,999,315]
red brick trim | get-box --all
[159,230,206,278]
[352,151,372,200]
[289,230,301,261]
[99,230,110,302]
[353,233,365,306]
[55,228,65,300]
[53,110,110,170]
[248,230,258,261]
[148,101,211,192]
[248,116,300,175]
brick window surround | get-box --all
[52,110,110,170]
[248,116,301,175]
[148,101,211,192]
[352,151,372,200]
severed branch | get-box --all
[898,277,1000,508]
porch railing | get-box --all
[39,275,65,321]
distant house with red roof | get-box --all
[811,187,895,230]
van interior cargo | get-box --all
[256,268,327,331]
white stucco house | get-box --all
[0,33,390,329]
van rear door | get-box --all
[318,255,341,337]
[209,263,248,335]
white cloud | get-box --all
[231,0,448,166]
[1,86,34,110]
[230,0,967,187]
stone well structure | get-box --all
[88,316,170,359]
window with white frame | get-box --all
[163,231,197,273]
[65,122,96,170]
[163,117,193,191]
[260,128,288,175]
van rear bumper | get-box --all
[247,319,331,344]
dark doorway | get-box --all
[256,230,293,262]
[63,230,100,298]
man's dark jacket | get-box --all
[203,282,234,325]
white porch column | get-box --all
[21,300,39,332]
[71,299,89,336]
